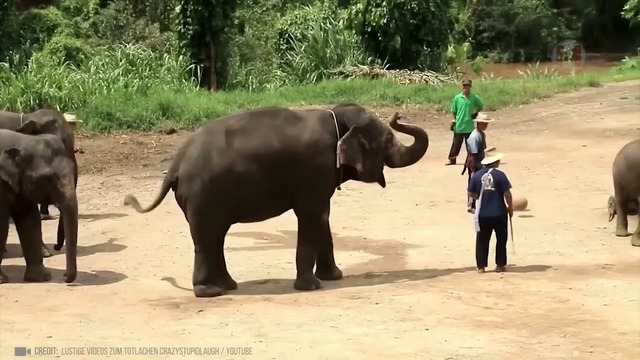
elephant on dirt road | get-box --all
[610,139,640,246]
[124,104,429,297]
[0,109,79,257]
[0,129,79,283]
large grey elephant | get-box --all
[0,109,78,257]
[610,139,640,246]
[0,129,78,283]
[124,104,429,297]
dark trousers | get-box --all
[476,215,508,268]
[448,132,471,161]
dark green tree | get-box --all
[347,0,451,70]
[177,0,238,90]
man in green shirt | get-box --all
[446,79,484,165]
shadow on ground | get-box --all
[3,238,127,259]
[1,265,127,286]
[79,213,128,222]
[161,265,552,296]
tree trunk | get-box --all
[209,37,217,91]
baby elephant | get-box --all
[610,139,640,246]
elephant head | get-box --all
[14,113,78,250]
[0,134,78,283]
[332,104,429,187]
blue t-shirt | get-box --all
[468,167,512,218]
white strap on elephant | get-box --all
[474,168,495,232]
[19,113,23,127]
[327,110,340,168]
[327,110,342,190]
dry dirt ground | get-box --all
[1,80,640,360]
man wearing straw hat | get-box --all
[465,112,494,213]
[468,152,514,273]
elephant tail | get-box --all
[124,173,175,213]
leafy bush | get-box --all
[471,0,573,61]
[275,3,336,58]
[348,0,451,70]
[472,56,487,74]
[280,14,370,84]
[90,1,176,52]
[15,7,70,52]
[617,56,640,70]
[41,31,91,67]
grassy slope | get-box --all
[69,67,640,132]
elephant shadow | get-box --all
[79,213,128,222]
[38,212,127,222]
[162,229,552,296]
[3,238,127,259]
[1,265,127,286]
[162,264,551,296]
[233,264,552,295]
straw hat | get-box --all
[474,112,495,123]
[63,113,83,123]
[481,152,505,165]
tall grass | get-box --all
[281,16,371,84]
[0,44,199,111]
[74,66,640,132]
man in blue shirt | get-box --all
[468,153,514,273]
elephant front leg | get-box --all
[293,211,327,291]
[13,205,52,282]
[313,209,343,281]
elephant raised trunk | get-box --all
[385,113,429,168]
[57,178,78,283]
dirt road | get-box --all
[1,81,639,360]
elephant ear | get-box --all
[0,148,21,193]
[337,125,367,175]
[16,118,58,135]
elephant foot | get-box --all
[615,227,631,237]
[41,244,53,258]
[218,276,238,291]
[315,266,343,281]
[0,270,8,284]
[631,234,640,247]
[294,275,322,291]
[193,284,226,298]
[24,266,52,282]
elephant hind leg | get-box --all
[614,183,630,237]
[1,215,8,283]
[632,197,640,247]
[187,209,233,297]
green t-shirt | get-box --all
[450,92,484,133]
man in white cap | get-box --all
[467,153,513,273]
[465,112,493,213]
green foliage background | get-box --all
[0,0,639,131]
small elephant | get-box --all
[0,109,79,257]
[0,129,79,283]
[124,104,429,297]
[611,139,640,246]
[607,195,638,221]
